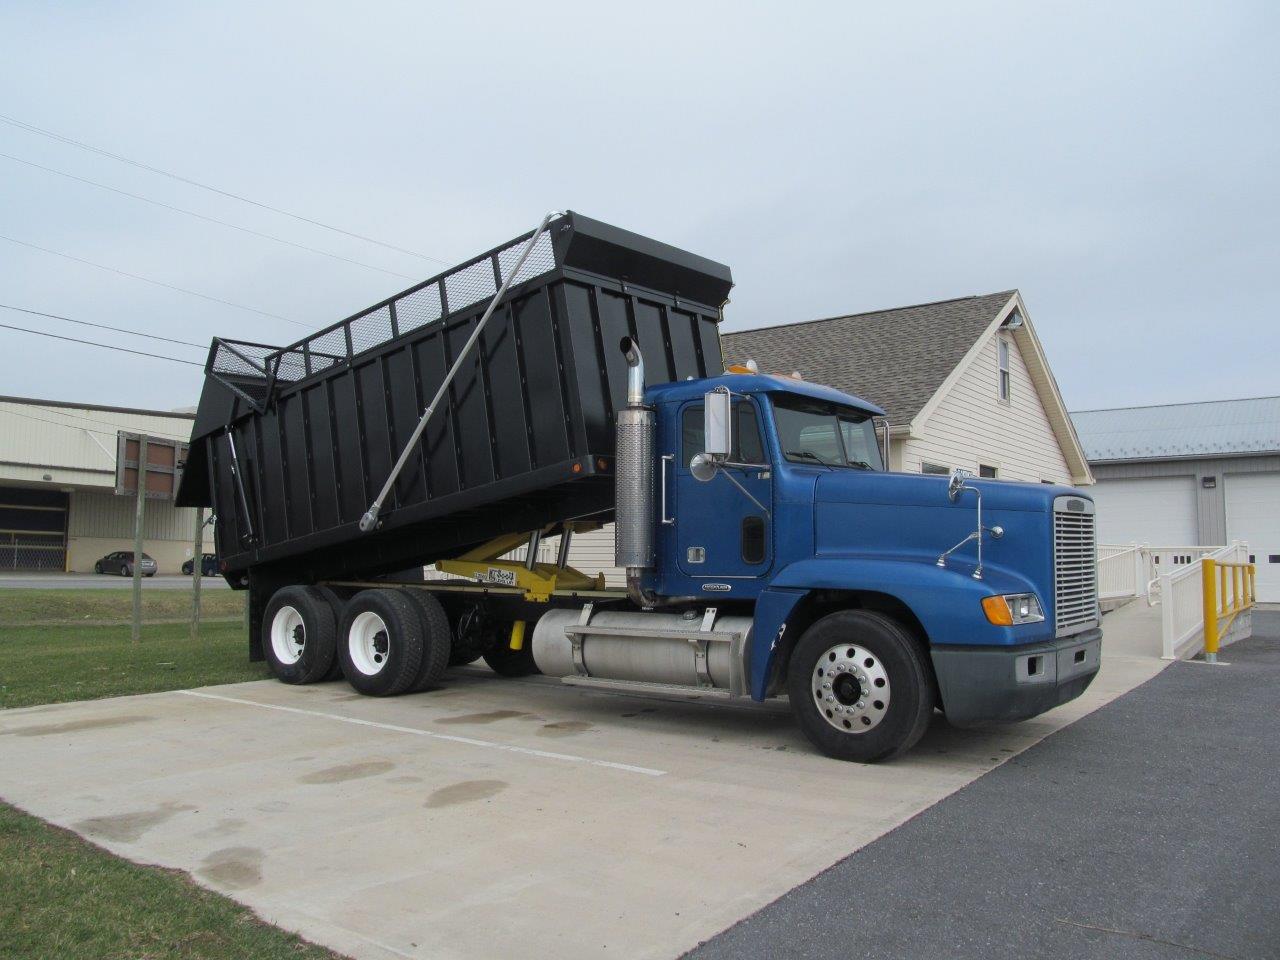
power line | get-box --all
[0,150,418,281]
[0,112,448,265]
[0,303,206,350]
[0,233,307,327]
[0,320,203,366]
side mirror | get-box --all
[947,467,974,502]
[704,387,732,459]
[690,452,719,482]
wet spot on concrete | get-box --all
[388,775,423,784]
[198,846,263,889]
[74,801,194,842]
[434,710,527,725]
[538,720,592,738]
[195,817,246,839]
[425,780,507,808]
[255,800,289,813]
[299,760,395,784]
[291,755,316,762]
[2,715,153,737]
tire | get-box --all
[94,562,102,574]
[121,564,131,577]
[262,586,338,685]
[399,590,452,691]
[482,622,540,678]
[313,587,347,681]
[446,606,487,666]
[338,589,424,696]
[786,610,933,763]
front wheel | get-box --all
[786,610,934,763]
[94,562,102,574]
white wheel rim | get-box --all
[270,605,306,665]
[811,642,891,734]
[349,611,391,676]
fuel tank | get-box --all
[531,607,754,693]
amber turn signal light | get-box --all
[981,595,1014,626]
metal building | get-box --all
[1072,396,1280,601]
[0,395,210,574]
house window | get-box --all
[921,462,950,475]
[979,464,998,479]
[997,339,1011,402]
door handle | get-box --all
[660,454,675,524]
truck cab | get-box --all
[563,360,1103,761]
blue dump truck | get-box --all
[177,211,1101,762]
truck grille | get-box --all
[1053,499,1098,635]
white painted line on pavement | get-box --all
[176,689,667,777]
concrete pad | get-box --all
[0,604,1166,960]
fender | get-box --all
[749,556,1050,700]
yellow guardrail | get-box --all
[1201,558,1255,663]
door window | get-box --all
[682,401,765,464]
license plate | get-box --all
[485,567,517,587]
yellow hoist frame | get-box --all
[433,522,606,604]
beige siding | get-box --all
[0,400,193,490]
[567,525,625,587]
[901,332,1072,483]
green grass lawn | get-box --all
[0,587,246,626]
[0,589,349,959]
[0,589,268,709]
[0,801,346,960]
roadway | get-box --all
[686,611,1280,960]
[0,573,229,590]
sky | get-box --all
[0,1,1276,415]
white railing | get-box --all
[1097,543,1144,600]
[1159,541,1250,660]
[1096,543,1224,602]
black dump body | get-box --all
[177,212,729,589]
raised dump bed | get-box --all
[177,211,731,586]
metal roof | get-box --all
[1070,396,1280,462]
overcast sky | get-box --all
[1,2,1275,416]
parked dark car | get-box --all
[181,553,218,576]
[94,551,157,577]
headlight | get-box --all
[981,593,1045,626]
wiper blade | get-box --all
[786,450,830,465]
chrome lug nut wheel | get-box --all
[811,642,891,733]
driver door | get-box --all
[674,397,773,579]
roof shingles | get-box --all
[721,291,1015,425]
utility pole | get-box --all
[131,437,147,643]
[190,505,204,642]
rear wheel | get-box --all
[787,610,933,763]
[482,621,539,678]
[400,590,452,691]
[120,564,131,577]
[262,586,338,684]
[338,589,424,696]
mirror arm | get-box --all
[716,468,771,517]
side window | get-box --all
[921,462,950,475]
[998,339,1011,402]
[682,401,765,464]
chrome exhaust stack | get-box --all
[614,337,655,607]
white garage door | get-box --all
[1225,472,1280,602]
[1090,476,1198,546]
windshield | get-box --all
[771,396,884,470]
